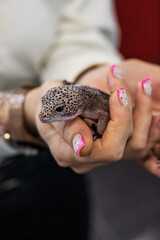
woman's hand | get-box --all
[24,70,133,173]
[76,64,160,176]
[107,65,160,178]
[24,62,160,176]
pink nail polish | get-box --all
[142,78,152,96]
[117,88,128,106]
[73,134,86,157]
[110,65,124,79]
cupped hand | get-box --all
[24,62,160,176]
[24,68,133,173]
[77,64,160,176]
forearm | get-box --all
[24,86,41,136]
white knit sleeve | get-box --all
[40,0,122,83]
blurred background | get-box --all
[0,1,160,240]
[115,0,160,63]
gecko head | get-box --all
[39,85,83,123]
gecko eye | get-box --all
[55,106,64,112]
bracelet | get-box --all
[0,85,45,156]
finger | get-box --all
[137,116,160,175]
[37,115,111,170]
[148,116,160,158]
[37,117,105,169]
[153,143,160,158]
[87,65,132,162]
[81,65,133,163]
[140,153,160,178]
[147,115,160,151]
[127,79,152,155]
[88,86,132,162]
[137,116,160,178]
[36,118,79,166]
[52,117,94,157]
[107,64,133,136]
[107,65,131,98]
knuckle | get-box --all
[109,149,124,162]
[131,140,147,152]
[72,166,92,174]
[120,115,132,130]
[137,142,147,151]
[55,157,70,168]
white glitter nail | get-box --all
[72,134,85,157]
[111,65,124,79]
[117,88,128,107]
[142,78,152,97]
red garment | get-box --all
[115,0,160,63]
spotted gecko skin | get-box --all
[39,85,110,136]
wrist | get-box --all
[76,64,111,93]
[75,64,106,82]
[0,85,45,154]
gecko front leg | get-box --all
[96,110,110,136]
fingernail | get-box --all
[72,133,86,157]
[117,88,128,107]
[110,65,124,79]
[142,78,152,96]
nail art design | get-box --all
[72,133,85,157]
[110,65,124,79]
[117,88,128,106]
[142,78,152,96]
